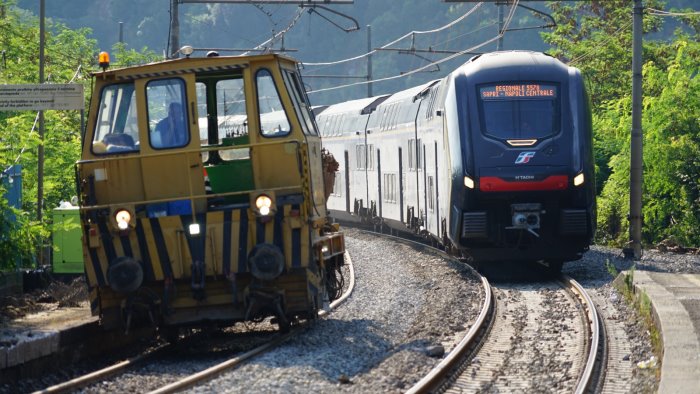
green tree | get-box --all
[0,4,96,268]
[543,1,700,247]
[596,40,700,246]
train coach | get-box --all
[318,51,595,270]
[76,49,344,335]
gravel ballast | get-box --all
[563,245,700,393]
[6,233,699,393]
[194,229,484,393]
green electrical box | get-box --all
[52,206,84,274]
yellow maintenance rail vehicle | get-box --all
[77,49,345,334]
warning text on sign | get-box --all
[0,84,84,111]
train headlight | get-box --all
[248,243,285,281]
[114,209,132,231]
[255,194,273,216]
[107,256,143,294]
[574,173,585,187]
[464,176,475,189]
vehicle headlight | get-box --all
[115,209,132,231]
[256,194,273,216]
[464,175,475,189]
[189,223,201,235]
[574,173,585,186]
[248,243,285,281]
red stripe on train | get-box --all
[479,175,568,192]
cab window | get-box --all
[256,69,290,137]
[282,69,318,136]
[92,83,139,155]
[146,78,189,149]
[195,82,209,145]
[217,78,248,139]
[478,83,560,140]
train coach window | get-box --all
[256,69,290,137]
[383,173,397,203]
[92,83,139,155]
[478,83,560,140]
[355,144,366,170]
[146,78,189,149]
[408,139,423,171]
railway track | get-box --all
[409,274,605,393]
[348,227,605,392]
[33,252,355,394]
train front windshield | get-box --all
[478,83,560,140]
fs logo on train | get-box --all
[515,151,536,164]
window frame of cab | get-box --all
[91,81,140,156]
[254,67,292,138]
[195,70,246,146]
[145,77,190,150]
[281,67,319,136]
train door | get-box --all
[280,66,327,219]
[85,80,145,205]
[139,74,205,211]
[376,148,382,220]
[398,147,404,223]
[344,150,350,213]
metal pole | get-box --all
[367,24,372,98]
[497,2,504,50]
[37,0,45,223]
[630,0,643,259]
[119,21,124,43]
[37,0,45,266]
[170,0,180,58]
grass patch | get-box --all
[610,260,663,358]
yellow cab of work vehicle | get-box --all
[77,49,345,334]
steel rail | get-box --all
[407,274,601,393]
[33,343,170,394]
[148,251,356,394]
[347,228,494,394]
[34,252,355,394]
[561,274,602,394]
[406,274,492,394]
[350,227,601,393]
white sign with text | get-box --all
[0,84,84,111]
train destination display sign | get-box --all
[480,84,557,99]
[0,84,84,111]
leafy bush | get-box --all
[0,187,47,270]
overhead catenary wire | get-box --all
[567,20,632,66]
[301,2,484,67]
[307,1,518,95]
[429,21,499,50]
[307,36,498,95]
[646,7,700,16]
[241,6,305,55]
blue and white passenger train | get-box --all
[318,51,596,269]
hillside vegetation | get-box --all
[1,1,699,269]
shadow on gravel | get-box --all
[477,261,561,284]
[565,246,700,285]
[249,318,402,380]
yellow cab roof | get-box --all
[91,53,299,80]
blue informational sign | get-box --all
[1,165,22,271]
[1,164,22,212]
